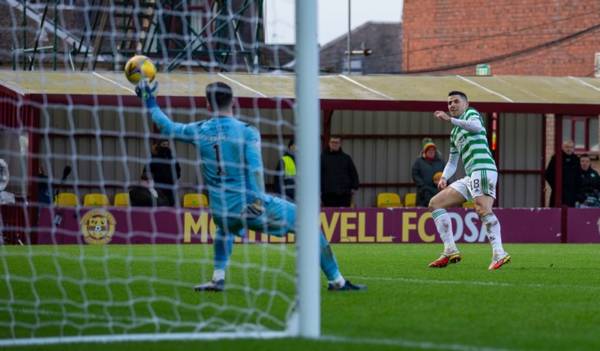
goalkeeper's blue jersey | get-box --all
[149,107,265,218]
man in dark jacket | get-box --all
[321,136,359,207]
[129,170,169,207]
[148,139,181,206]
[577,154,600,206]
[274,139,296,201]
[545,140,580,207]
[412,138,446,207]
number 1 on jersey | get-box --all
[213,143,224,175]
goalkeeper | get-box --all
[137,80,365,292]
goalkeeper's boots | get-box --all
[488,252,511,271]
[327,280,367,291]
[193,279,225,292]
[428,250,462,268]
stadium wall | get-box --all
[498,113,544,207]
[38,105,295,203]
[330,110,543,207]
[34,105,543,208]
[35,207,600,244]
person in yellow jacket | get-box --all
[274,139,296,201]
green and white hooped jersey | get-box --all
[449,107,497,176]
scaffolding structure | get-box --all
[10,0,265,73]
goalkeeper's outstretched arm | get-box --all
[137,80,197,142]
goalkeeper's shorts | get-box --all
[214,194,295,238]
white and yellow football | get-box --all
[124,55,156,85]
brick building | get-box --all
[402,0,600,77]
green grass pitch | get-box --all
[1,244,600,351]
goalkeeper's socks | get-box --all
[214,234,234,271]
[330,275,346,289]
[481,213,505,255]
[212,269,225,282]
[432,209,458,253]
[319,232,342,281]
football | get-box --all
[124,55,156,85]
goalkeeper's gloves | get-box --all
[135,79,158,109]
[243,200,265,219]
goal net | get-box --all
[0,0,319,345]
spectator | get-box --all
[545,140,580,207]
[321,136,359,207]
[148,139,181,206]
[273,138,296,201]
[412,138,446,207]
[129,170,169,207]
[36,166,52,205]
[0,158,15,205]
[577,154,600,207]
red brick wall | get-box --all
[402,0,600,76]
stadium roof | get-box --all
[1,70,600,113]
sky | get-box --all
[264,0,404,45]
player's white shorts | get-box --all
[449,170,498,200]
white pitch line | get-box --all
[456,75,514,102]
[338,74,394,100]
[0,331,290,347]
[321,334,515,351]
[347,275,600,291]
[568,76,600,92]
[218,73,267,97]
[92,72,136,94]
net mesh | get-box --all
[0,0,300,343]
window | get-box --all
[343,58,364,74]
[563,116,599,151]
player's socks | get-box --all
[214,232,234,271]
[319,232,342,281]
[212,269,225,282]
[329,275,346,288]
[432,209,458,253]
[481,213,505,255]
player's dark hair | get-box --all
[140,170,149,181]
[288,138,295,148]
[448,91,468,101]
[206,82,233,110]
[580,153,590,159]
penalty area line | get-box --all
[321,334,515,351]
[346,275,600,291]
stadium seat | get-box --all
[54,192,78,207]
[114,192,130,207]
[404,192,417,207]
[183,193,209,208]
[83,193,110,207]
[376,192,402,208]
